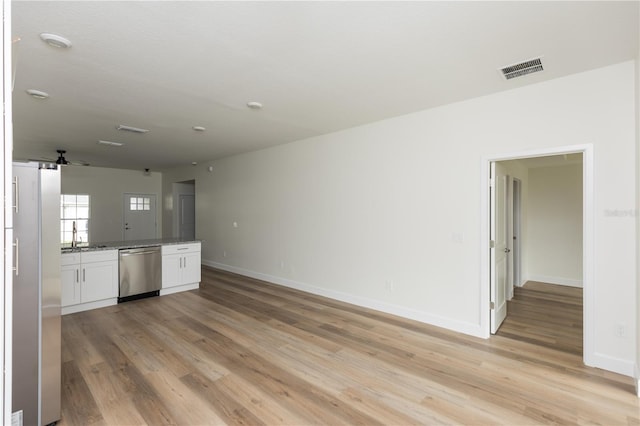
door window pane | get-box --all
[129,196,152,212]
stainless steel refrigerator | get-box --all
[12,162,61,426]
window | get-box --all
[130,196,150,211]
[61,194,90,245]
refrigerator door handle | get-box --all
[12,175,19,212]
[13,238,19,276]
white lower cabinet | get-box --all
[61,250,118,314]
[161,242,201,294]
[61,242,201,314]
[61,253,81,307]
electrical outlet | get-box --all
[280,261,285,270]
[223,250,227,258]
[614,323,626,338]
[385,280,394,292]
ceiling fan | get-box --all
[37,149,90,167]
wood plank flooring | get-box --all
[496,281,583,355]
[60,267,639,425]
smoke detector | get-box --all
[499,57,544,80]
[26,89,49,99]
[40,33,72,49]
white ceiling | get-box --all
[11,1,639,170]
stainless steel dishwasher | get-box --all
[119,246,162,302]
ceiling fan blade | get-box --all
[29,157,56,162]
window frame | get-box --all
[60,194,90,245]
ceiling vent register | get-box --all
[499,58,544,80]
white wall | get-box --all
[62,166,162,243]
[527,164,583,287]
[162,61,637,376]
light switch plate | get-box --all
[11,410,23,426]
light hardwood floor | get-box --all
[497,281,583,355]
[60,267,639,425]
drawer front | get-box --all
[162,242,201,256]
[81,249,118,264]
[61,252,81,266]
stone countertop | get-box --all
[61,238,201,253]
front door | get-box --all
[123,193,157,241]
[490,162,508,333]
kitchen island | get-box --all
[61,238,201,315]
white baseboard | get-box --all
[588,352,636,377]
[203,259,484,338]
[62,298,117,315]
[635,364,640,397]
[527,275,583,288]
[160,283,199,296]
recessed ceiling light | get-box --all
[192,126,206,132]
[26,89,49,99]
[247,101,263,110]
[97,140,124,147]
[39,33,72,49]
[116,124,149,134]
[192,162,198,166]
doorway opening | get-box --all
[172,180,195,240]
[491,155,584,355]
[481,144,594,364]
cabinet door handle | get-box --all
[83,268,86,282]
[184,256,187,268]
[76,269,79,283]
[179,257,183,268]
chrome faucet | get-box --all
[71,220,77,248]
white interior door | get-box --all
[512,178,522,289]
[123,193,157,241]
[178,194,195,240]
[490,162,509,334]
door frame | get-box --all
[480,144,594,366]
[512,177,522,290]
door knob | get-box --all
[504,248,511,253]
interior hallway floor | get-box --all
[496,281,583,356]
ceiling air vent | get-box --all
[499,57,544,80]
